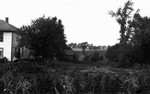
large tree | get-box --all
[17,16,67,59]
[108,0,150,67]
[129,12,150,64]
[109,0,134,45]
[81,42,88,55]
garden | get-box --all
[1,1,150,93]
[0,59,150,94]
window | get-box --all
[0,48,3,57]
[0,32,3,42]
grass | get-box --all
[48,60,142,76]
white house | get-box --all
[0,17,19,61]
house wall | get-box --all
[12,32,19,60]
[0,32,12,61]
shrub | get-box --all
[14,60,47,74]
[90,52,101,62]
[106,44,120,62]
[106,43,146,68]
[0,57,8,63]
[117,44,137,68]
[36,74,55,94]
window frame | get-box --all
[0,32,3,42]
[0,48,4,57]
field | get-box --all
[0,60,150,94]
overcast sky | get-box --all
[0,0,149,46]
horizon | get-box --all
[0,0,150,46]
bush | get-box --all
[1,60,150,94]
[106,43,146,68]
[18,16,67,60]
[14,60,47,74]
[106,44,120,62]
[0,57,8,63]
[36,74,55,94]
[90,52,101,62]
[117,44,137,68]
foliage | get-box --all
[80,42,88,55]
[117,44,137,68]
[90,52,101,62]
[1,61,150,94]
[129,13,150,64]
[36,74,54,94]
[108,0,150,67]
[0,57,8,63]
[17,16,67,59]
[109,0,134,45]
[106,43,120,62]
[14,60,47,74]
[106,43,146,68]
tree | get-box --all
[129,13,150,46]
[109,0,134,45]
[106,43,121,62]
[17,16,68,59]
[81,42,88,55]
[128,12,150,65]
[109,0,150,67]
[68,43,77,48]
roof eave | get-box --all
[0,30,16,33]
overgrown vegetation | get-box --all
[1,1,150,94]
[17,16,68,60]
[106,0,150,68]
[1,60,150,94]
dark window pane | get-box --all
[0,32,3,42]
[0,48,3,57]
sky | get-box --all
[0,0,149,46]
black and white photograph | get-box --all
[0,0,150,94]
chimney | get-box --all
[5,17,9,23]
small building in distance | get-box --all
[68,43,107,61]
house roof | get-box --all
[0,20,18,32]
